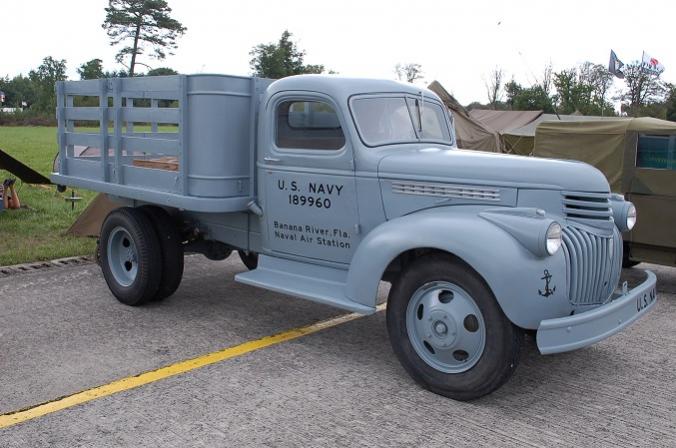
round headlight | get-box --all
[545,222,562,255]
[626,203,637,230]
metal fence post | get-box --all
[113,78,123,184]
[248,77,258,199]
[178,75,189,195]
[151,98,158,134]
[55,82,67,175]
[99,79,110,182]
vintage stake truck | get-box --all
[53,74,657,400]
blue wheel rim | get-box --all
[405,281,486,373]
[107,226,138,287]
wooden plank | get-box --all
[132,157,179,171]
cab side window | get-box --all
[276,100,345,150]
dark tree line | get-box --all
[473,62,675,120]
[0,56,178,116]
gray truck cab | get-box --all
[52,74,657,400]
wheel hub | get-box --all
[406,281,486,373]
[427,310,458,348]
[434,321,447,335]
[107,226,139,287]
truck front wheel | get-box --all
[100,207,162,306]
[386,254,522,400]
[238,250,258,270]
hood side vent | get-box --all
[562,191,612,221]
[392,181,500,202]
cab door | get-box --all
[258,93,360,264]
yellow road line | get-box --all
[0,303,386,430]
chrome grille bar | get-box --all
[562,226,621,306]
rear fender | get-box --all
[345,207,571,328]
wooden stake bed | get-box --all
[132,157,179,171]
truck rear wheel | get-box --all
[100,207,162,306]
[386,254,522,401]
[141,206,185,301]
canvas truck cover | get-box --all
[469,110,543,134]
[533,117,676,193]
[428,81,500,152]
[504,115,621,156]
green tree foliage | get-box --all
[504,80,555,113]
[104,69,130,78]
[28,56,68,113]
[665,84,676,122]
[249,30,326,79]
[553,62,614,116]
[77,59,105,80]
[102,0,186,77]
[0,75,36,108]
[620,62,667,117]
[146,67,178,76]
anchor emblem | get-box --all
[538,269,556,298]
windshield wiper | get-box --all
[415,98,422,134]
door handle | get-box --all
[263,156,281,164]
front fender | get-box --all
[346,206,572,328]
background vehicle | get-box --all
[52,74,656,400]
[532,119,676,268]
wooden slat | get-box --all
[119,90,180,101]
[62,79,105,96]
[118,135,179,155]
[120,107,179,124]
[132,156,179,171]
[65,132,100,147]
[64,107,100,121]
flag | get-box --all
[642,51,665,72]
[609,50,625,79]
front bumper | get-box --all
[537,270,657,354]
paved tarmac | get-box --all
[0,255,675,447]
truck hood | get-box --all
[377,147,610,192]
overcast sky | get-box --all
[2,0,673,105]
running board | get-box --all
[235,255,375,314]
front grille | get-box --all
[391,181,500,201]
[562,191,612,222]
[562,226,622,306]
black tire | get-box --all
[386,254,523,401]
[622,242,640,268]
[238,250,258,270]
[141,206,185,301]
[100,207,162,306]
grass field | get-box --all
[0,127,97,266]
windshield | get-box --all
[350,96,454,147]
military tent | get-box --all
[469,110,543,134]
[428,81,500,152]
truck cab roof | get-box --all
[265,75,440,104]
